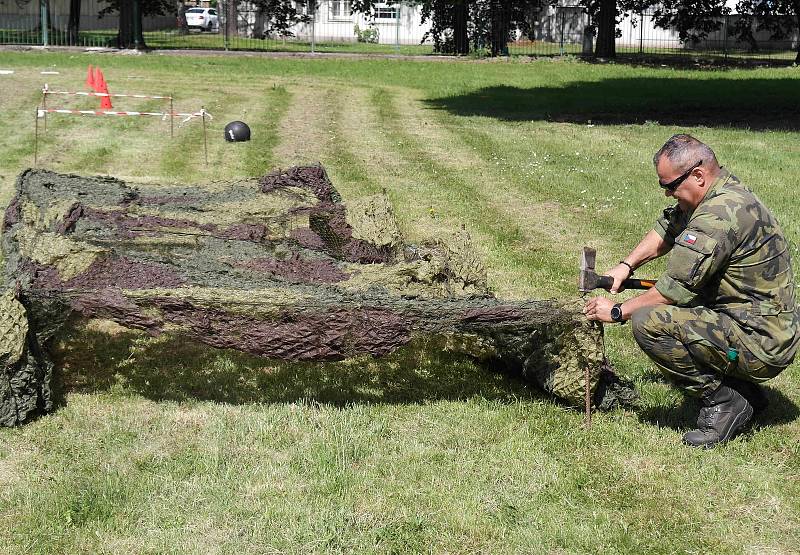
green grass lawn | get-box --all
[0,51,799,553]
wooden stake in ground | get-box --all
[585,358,592,427]
[202,106,208,165]
[33,109,39,166]
[41,84,48,133]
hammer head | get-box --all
[578,247,601,292]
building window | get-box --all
[329,0,352,20]
[375,4,398,20]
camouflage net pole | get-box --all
[0,166,632,427]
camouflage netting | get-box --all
[0,165,632,426]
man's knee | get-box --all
[630,305,665,349]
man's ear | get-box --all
[694,167,706,187]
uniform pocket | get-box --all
[670,232,718,287]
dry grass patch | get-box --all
[273,79,335,167]
[328,84,460,244]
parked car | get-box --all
[185,7,219,32]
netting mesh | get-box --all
[0,165,628,426]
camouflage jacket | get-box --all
[652,168,800,367]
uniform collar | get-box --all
[703,167,731,201]
[686,167,731,219]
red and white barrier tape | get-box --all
[37,108,212,123]
[41,84,172,100]
[42,89,173,100]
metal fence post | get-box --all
[223,0,229,51]
[559,7,565,56]
[639,12,644,54]
[395,3,400,53]
[40,0,48,46]
[723,14,728,59]
[311,1,316,53]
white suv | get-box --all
[185,8,219,32]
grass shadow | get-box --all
[635,385,799,431]
[424,78,800,130]
[50,327,540,407]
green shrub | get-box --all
[354,24,380,43]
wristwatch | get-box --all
[610,303,624,323]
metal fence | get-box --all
[1,1,797,62]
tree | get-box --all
[733,0,800,63]
[67,0,82,45]
[249,0,312,39]
[100,0,173,48]
[415,0,473,54]
[226,0,239,37]
[644,0,799,62]
[593,0,617,57]
[176,0,190,35]
[353,0,535,56]
[579,0,645,58]
[580,0,730,58]
[650,0,730,44]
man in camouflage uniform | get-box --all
[583,134,799,448]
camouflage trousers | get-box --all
[630,305,785,397]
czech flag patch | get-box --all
[683,233,697,245]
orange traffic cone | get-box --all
[85,65,96,89]
[95,67,113,109]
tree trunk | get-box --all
[118,0,133,47]
[594,0,616,58]
[795,8,800,64]
[0,166,629,426]
[176,1,190,35]
[226,0,239,37]
[490,0,506,56]
[67,0,81,45]
[453,0,469,55]
[253,6,266,39]
[117,0,146,48]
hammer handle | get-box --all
[595,276,657,290]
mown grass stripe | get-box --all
[369,87,577,297]
[320,86,383,197]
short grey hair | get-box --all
[653,134,718,171]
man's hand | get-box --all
[607,263,633,293]
[583,296,616,323]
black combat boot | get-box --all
[723,376,769,414]
[682,384,754,448]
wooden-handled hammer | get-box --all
[578,247,657,293]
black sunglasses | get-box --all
[659,160,703,192]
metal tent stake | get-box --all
[170,96,174,138]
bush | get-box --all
[354,24,379,44]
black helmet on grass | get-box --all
[224,121,251,142]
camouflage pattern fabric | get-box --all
[652,168,800,370]
[0,289,53,426]
[631,305,784,397]
[0,166,630,425]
